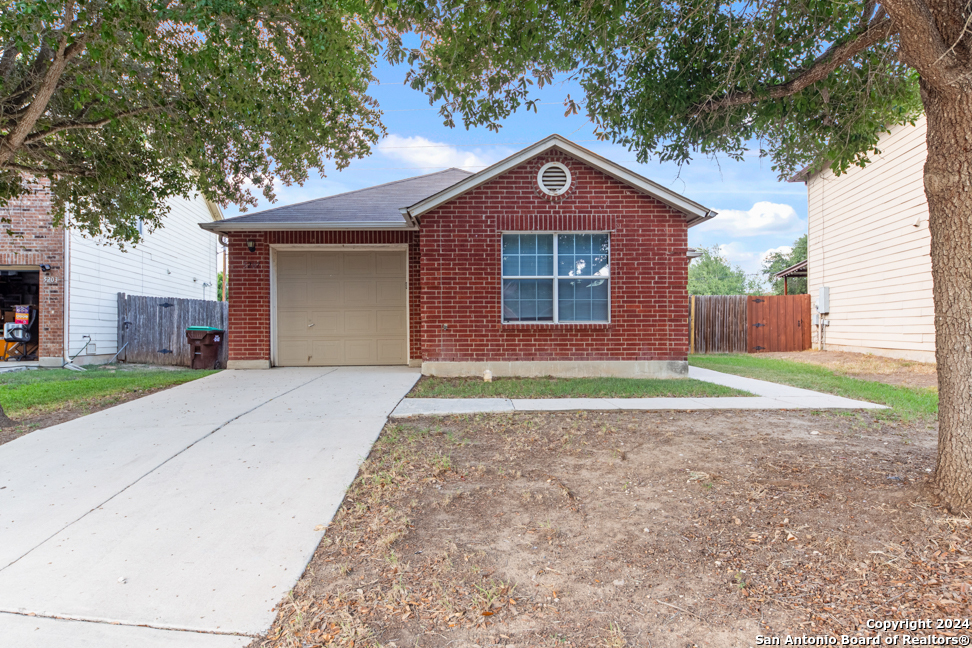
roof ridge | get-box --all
[230,168,474,220]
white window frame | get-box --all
[501,231,611,324]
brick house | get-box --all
[0,177,221,366]
[201,135,714,377]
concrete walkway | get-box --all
[391,366,886,417]
[0,366,420,647]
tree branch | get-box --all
[23,105,166,145]
[3,161,94,177]
[0,1,96,167]
[0,45,17,81]
[693,16,896,115]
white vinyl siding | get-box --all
[807,116,934,361]
[67,194,218,358]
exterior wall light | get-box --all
[246,239,256,253]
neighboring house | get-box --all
[791,116,934,362]
[0,177,222,366]
[201,135,715,377]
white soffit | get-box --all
[403,134,716,226]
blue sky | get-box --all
[224,57,809,284]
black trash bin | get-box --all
[186,326,224,369]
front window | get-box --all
[502,233,610,323]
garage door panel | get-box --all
[311,341,343,365]
[377,252,406,275]
[310,253,342,277]
[377,339,406,364]
[344,310,376,335]
[275,250,407,367]
[311,311,343,336]
[277,281,308,308]
[309,281,342,306]
[343,253,375,276]
[376,280,405,306]
[344,340,374,364]
[343,280,376,305]
[376,310,405,334]
[278,312,312,336]
[276,253,308,278]
[276,339,311,366]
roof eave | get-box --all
[198,221,417,233]
[403,135,712,224]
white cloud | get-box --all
[697,201,803,237]
[376,134,510,170]
[760,245,793,263]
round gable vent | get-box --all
[537,162,571,196]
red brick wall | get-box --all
[0,177,65,359]
[419,151,690,363]
[225,230,421,362]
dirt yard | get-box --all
[253,408,970,648]
[757,350,938,389]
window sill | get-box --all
[500,322,612,330]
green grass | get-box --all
[689,354,938,421]
[0,365,217,417]
[409,376,751,399]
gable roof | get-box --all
[200,168,473,232]
[403,134,715,227]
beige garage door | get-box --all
[275,250,407,366]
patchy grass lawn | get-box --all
[690,354,938,421]
[0,364,216,445]
[757,350,937,389]
[409,376,751,399]
[253,408,962,648]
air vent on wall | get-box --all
[537,162,571,196]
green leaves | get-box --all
[688,246,764,296]
[1,0,383,244]
[377,0,921,180]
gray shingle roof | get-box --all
[213,168,473,228]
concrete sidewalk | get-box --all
[0,366,420,647]
[391,366,886,417]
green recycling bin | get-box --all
[186,326,224,369]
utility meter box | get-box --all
[817,286,830,314]
[812,312,820,326]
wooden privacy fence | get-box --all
[690,295,748,354]
[117,293,228,367]
[690,294,811,354]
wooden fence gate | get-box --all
[117,293,228,367]
[690,294,811,354]
[746,294,811,353]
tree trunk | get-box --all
[924,80,972,512]
[0,403,15,428]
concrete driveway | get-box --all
[0,366,420,647]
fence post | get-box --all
[689,295,696,355]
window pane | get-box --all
[520,234,537,254]
[520,255,537,276]
[592,300,609,321]
[502,255,519,276]
[537,235,554,254]
[503,279,554,322]
[558,233,609,278]
[503,234,553,277]
[537,254,554,275]
[558,278,609,322]
[576,234,592,254]
[502,235,519,254]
